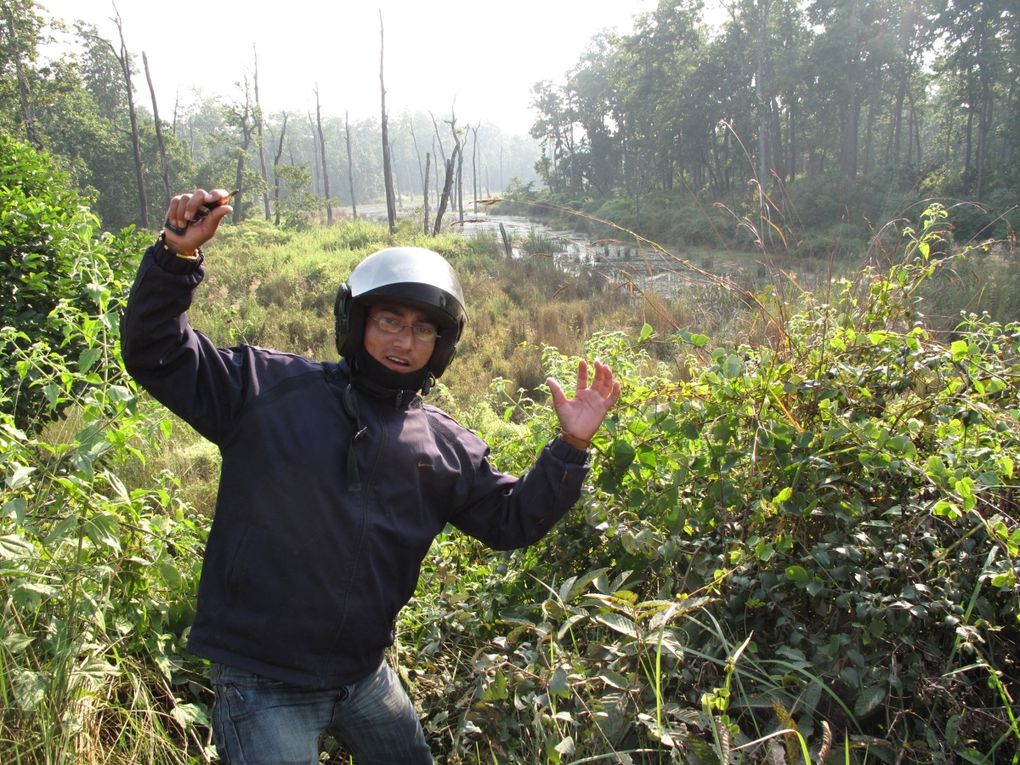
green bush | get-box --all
[401,208,1020,763]
[1,224,210,761]
[0,133,146,432]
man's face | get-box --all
[363,304,439,374]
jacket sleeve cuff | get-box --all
[549,435,589,465]
[150,236,205,274]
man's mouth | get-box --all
[386,355,411,367]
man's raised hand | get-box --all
[547,359,621,450]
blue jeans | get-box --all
[210,659,433,764]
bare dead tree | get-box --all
[442,107,465,223]
[142,51,170,207]
[391,139,402,211]
[423,151,431,235]
[314,85,332,224]
[272,111,288,226]
[344,111,358,219]
[2,4,41,148]
[379,11,396,234]
[111,4,147,227]
[471,124,479,214]
[253,45,271,220]
[307,111,321,203]
[432,145,459,236]
[456,128,464,222]
[432,136,441,201]
[409,118,425,193]
[172,89,180,137]
[231,75,253,224]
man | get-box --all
[120,188,620,764]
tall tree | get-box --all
[935,0,1015,199]
[471,124,479,213]
[345,110,358,219]
[253,45,271,220]
[111,5,147,227]
[142,51,170,207]
[314,84,332,224]
[229,76,254,224]
[423,151,431,234]
[1,0,43,148]
[272,111,288,226]
[379,11,396,234]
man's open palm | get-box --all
[547,360,621,446]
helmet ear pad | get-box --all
[334,282,367,358]
[427,313,465,378]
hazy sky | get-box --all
[39,0,659,135]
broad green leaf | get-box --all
[639,323,654,343]
[171,702,210,729]
[594,612,639,638]
[773,486,793,504]
[548,666,571,698]
[78,347,102,372]
[599,670,632,691]
[854,684,886,718]
[611,440,636,474]
[481,670,508,701]
[6,464,35,491]
[3,498,27,523]
[722,354,744,379]
[0,534,36,560]
[13,670,49,712]
[785,565,810,586]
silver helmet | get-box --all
[334,246,466,378]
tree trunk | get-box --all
[142,51,171,207]
[456,133,464,222]
[232,76,253,225]
[172,90,180,137]
[314,86,332,224]
[273,112,288,226]
[345,111,358,219]
[308,112,322,215]
[379,11,397,234]
[471,125,479,214]
[755,0,771,187]
[253,45,271,220]
[889,75,906,166]
[432,149,458,236]
[409,120,425,193]
[423,151,431,234]
[113,10,148,228]
[2,5,42,149]
[445,110,463,222]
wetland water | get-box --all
[360,203,847,300]
[455,212,843,300]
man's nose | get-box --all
[390,325,414,346]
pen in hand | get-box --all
[164,189,237,235]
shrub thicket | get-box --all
[0,133,146,431]
[1,135,1017,764]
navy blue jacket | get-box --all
[120,244,590,688]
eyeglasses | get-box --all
[369,313,441,343]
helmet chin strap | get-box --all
[421,372,436,396]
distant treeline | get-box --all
[528,0,1018,244]
[0,0,539,231]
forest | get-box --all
[525,0,1018,253]
[1,0,1019,763]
